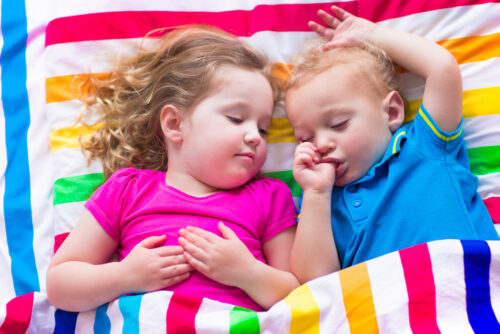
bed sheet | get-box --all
[1,0,500,332]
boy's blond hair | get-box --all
[286,39,401,98]
[80,25,276,178]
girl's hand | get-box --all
[178,223,256,288]
[120,235,193,293]
[293,142,335,193]
[309,5,377,50]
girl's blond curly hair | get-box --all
[80,25,276,179]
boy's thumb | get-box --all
[218,222,237,240]
[138,235,167,249]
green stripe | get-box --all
[467,145,500,176]
[53,173,105,205]
[229,306,260,334]
[263,170,301,197]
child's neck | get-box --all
[165,169,220,197]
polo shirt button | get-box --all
[352,200,362,207]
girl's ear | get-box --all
[382,91,405,132]
[160,105,184,144]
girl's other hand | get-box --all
[292,142,335,194]
[308,5,377,50]
[178,223,256,288]
[120,235,193,293]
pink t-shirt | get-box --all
[85,168,297,311]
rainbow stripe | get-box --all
[4,240,500,332]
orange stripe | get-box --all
[339,262,379,334]
[46,72,108,104]
[46,30,499,105]
[438,32,500,65]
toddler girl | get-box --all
[46,25,299,312]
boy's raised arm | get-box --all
[311,6,463,132]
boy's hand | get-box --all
[309,5,376,50]
[293,142,336,193]
[178,223,256,288]
[120,235,193,293]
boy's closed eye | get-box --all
[330,119,349,130]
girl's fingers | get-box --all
[178,236,208,261]
[161,263,193,278]
[185,226,218,243]
[155,245,185,257]
[179,228,213,249]
[159,253,189,266]
[182,251,208,274]
[161,272,190,288]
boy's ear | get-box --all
[160,104,184,144]
[382,91,405,132]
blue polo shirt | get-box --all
[319,105,498,268]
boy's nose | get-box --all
[317,139,335,156]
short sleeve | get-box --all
[259,178,298,243]
[84,168,139,243]
[409,105,465,158]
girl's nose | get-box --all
[244,128,262,146]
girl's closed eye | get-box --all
[227,115,243,124]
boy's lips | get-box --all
[320,157,346,178]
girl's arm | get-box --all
[311,6,462,132]
[46,209,192,312]
[179,223,300,310]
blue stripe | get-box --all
[54,309,78,334]
[119,294,143,334]
[461,240,500,332]
[0,1,39,294]
[94,303,111,333]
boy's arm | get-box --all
[291,189,340,283]
[290,142,341,283]
[47,210,192,312]
[312,6,463,132]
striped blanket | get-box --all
[2,240,500,333]
[1,0,500,333]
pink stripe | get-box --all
[45,0,499,46]
[166,293,203,334]
[0,293,34,334]
[358,0,499,22]
[484,197,500,224]
[399,244,440,334]
[45,2,357,46]
[54,232,69,254]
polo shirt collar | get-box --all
[351,124,409,184]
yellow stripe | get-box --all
[49,123,106,152]
[267,117,296,144]
[439,32,500,65]
[339,262,379,334]
[284,283,320,334]
[46,73,109,104]
[392,131,406,154]
[404,86,500,124]
[418,109,462,141]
